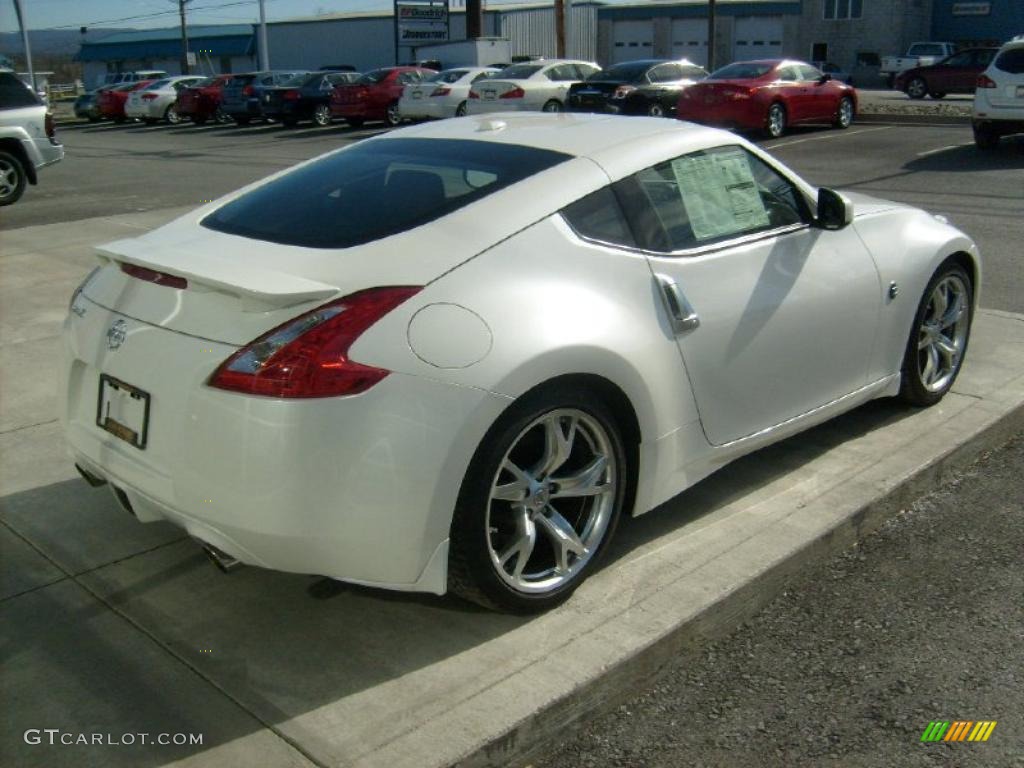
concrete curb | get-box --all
[479,405,1024,768]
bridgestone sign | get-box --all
[396,1,449,44]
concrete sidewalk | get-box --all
[1,211,1022,768]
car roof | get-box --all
[380,112,726,164]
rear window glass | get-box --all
[995,47,1024,74]
[430,69,470,84]
[562,187,636,248]
[497,64,543,79]
[202,138,571,249]
[592,62,654,82]
[0,72,40,108]
[709,62,774,79]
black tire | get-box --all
[455,100,468,117]
[833,96,854,129]
[312,104,331,127]
[448,383,630,613]
[232,116,250,126]
[647,101,666,117]
[0,150,28,207]
[973,122,999,150]
[906,77,928,100]
[542,99,563,113]
[385,101,402,127]
[764,102,786,138]
[164,105,182,124]
[898,260,973,407]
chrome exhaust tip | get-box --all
[76,464,107,487]
[199,541,243,573]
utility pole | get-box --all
[466,0,483,39]
[257,0,270,70]
[554,0,565,58]
[12,0,36,91]
[706,0,716,72]
[178,0,191,75]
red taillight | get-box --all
[500,87,525,99]
[430,86,451,97]
[283,89,301,100]
[208,287,421,398]
[469,90,480,99]
[976,74,997,88]
[120,262,188,290]
[141,92,158,100]
[242,85,254,96]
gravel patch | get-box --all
[532,433,1024,768]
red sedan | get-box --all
[894,48,997,99]
[97,80,156,123]
[329,66,434,127]
[676,59,857,138]
[176,74,234,124]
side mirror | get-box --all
[818,73,832,84]
[816,187,853,229]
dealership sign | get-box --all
[396,1,449,44]
[951,2,991,15]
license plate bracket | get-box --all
[96,374,151,450]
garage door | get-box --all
[732,16,784,62]
[670,18,708,67]
[611,20,654,64]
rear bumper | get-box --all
[124,102,162,119]
[61,299,510,593]
[398,98,448,119]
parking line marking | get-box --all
[916,143,969,156]
[766,126,891,149]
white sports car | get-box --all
[467,59,600,114]
[399,66,500,120]
[62,114,979,613]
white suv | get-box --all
[0,70,64,206]
[972,36,1024,149]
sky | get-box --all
[0,0,559,34]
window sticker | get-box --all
[670,148,770,242]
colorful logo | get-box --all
[921,721,997,742]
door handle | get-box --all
[655,274,700,335]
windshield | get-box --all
[590,62,652,82]
[202,138,571,249]
[709,62,775,79]
[497,63,543,79]
[357,69,390,85]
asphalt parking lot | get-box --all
[1,116,1023,768]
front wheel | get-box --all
[898,261,973,407]
[647,101,666,117]
[764,102,786,138]
[448,386,629,613]
[542,99,563,113]
[0,150,27,206]
[312,104,331,126]
[833,96,854,129]
[164,105,182,124]
[385,101,402,127]
[906,77,928,99]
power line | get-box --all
[26,0,288,32]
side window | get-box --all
[777,66,800,82]
[799,64,823,81]
[545,65,576,81]
[617,145,808,253]
[398,71,419,85]
[0,72,40,109]
[945,52,972,67]
[574,64,600,80]
[562,186,636,248]
[649,64,680,83]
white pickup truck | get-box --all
[881,42,957,84]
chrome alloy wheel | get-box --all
[837,97,853,127]
[485,409,617,594]
[767,103,785,138]
[313,104,331,126]
[916,274,969,393]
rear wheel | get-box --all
[164,105,182,124]
[973,122,1000,150]
[542,99,563,113]
[899,261,973,407]
[906,77,928,99]
[312,104,331,126]
[385,101,402,127]
[448,385,629,613]
[764,102,786,138]
[0,151,27,207]
[833,96,854,129]
[647,101,666,117]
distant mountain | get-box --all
[0,29,135,57]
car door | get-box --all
[799,63,838,120]
[774,65,809,121]
[617,144,881,445]
[542,64,579,107]
[644,63,683,110]
[932,51,970,93]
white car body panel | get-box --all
[124,76,204,120]
[398,67,498,119]
[61,113,981,594]
[973,38,1024,124]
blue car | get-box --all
[220,71,308,125]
